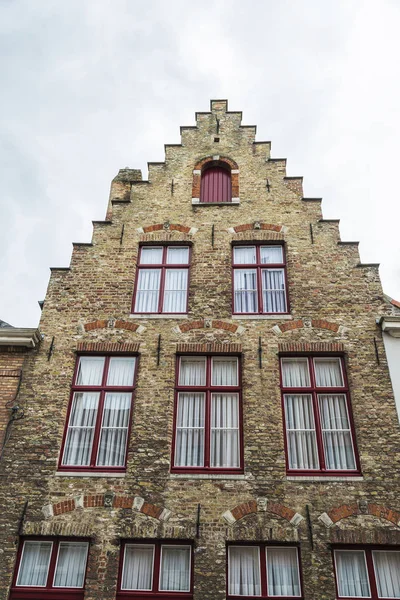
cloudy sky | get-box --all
[1,0,399,327]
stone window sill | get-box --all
[192,198,240,206]
[130,314,188,319]
[232,314,293,320]
[286,475,364,482]
[169,473,246,480]
[55,471,126,478]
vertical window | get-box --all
[200,165,232,203]
[59,355,137,472]
[227,545,302,598]
[11,538,88,598]
[118,541,192,598]
[280,356,359,474]
[172,356,242,473]
[334,548,400,599]
[233,245,288,314]
[133,246,190,314]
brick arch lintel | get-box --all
[192,156,239,201]
[223,498,304,528]
[273,319,344,336]
[194,155,239,172]
[174,319,245,335]
[42,495,172,522]
[228,223,288,235]
[82,319,146,335]
[318,503,400,529]
[136,223,198,236]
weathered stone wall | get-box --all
[1,100,399,599]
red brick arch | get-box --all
[223,500,303,527]
[273,319,340,336]
[319,503,400,528]
[139,223,195,234]
[177,319,244,334]
[192,155,239,200]
[229,223,285,234]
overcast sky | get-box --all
[1,0,399,327]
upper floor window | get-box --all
[200,164,232,203]
[133,246,190,314]
[172,355,243,473]
[280,356,360,475]
[233,245,288,314]
[59,355,137,472]
[333,547,400,599]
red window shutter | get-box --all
[200,167,232,203]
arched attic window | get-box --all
[200,162,232,203]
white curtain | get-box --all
[373,551,400,598]
[212,357,238,386]
[179,357,206,386]
[97,392,131,466]
[335,551,370,597]
[107,357,136,386]
[229,546,261,596]
[163,269,188,312]
[262,268,286,313]
[233,247,256,264]
[319,394,355,470]
[234,269,258,313]
[167,247,189,264]
[314,358,343,387]
[160,546,190,591]
[62,392,99,466]
[134,269,161,312]
[284,394,319,469]
[140,247,163,264]
[122,544,154,590]
[281,359,310,388]
[266,548,300,597]
[211,394,239,467]
[53,542,88,588]
[17,541,52,586]
[76,356,104,386]
[175,393,205,466]
[260,246,283,264]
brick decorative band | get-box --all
[230,223,284,234]
[273,319,341,336]
[83,319,145,334]
[177,343,242,354]
[177,319,243,334]
[278,342,345,353]
[139,223,196,235]
[318,503,400,528]
[0,369,21,377]
[84,320,108,331]
[223,500,303,527]
[76,342,140,353]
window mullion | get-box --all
[154,543,161,593]
[313,391,326,471]
[91,390,106,467]
[260,545,268,598]
[47,541,59,590]
[204,390,211,468]
[366,550,379,600]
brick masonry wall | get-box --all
[0,350,25,449]
[1,100,400,599]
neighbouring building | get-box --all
[1,99,400,600]
[379,296,400,423]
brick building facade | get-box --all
[1,99,400,599]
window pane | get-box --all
[262,269,287,313]
[260,246,283,264]
[212,357,238,386]
[233,246,256,264]
[372,551,400,598]
[122,545,154,590]
[234,269,258,313]
[160,546,191,591]
[319,395,356,470]
[134,269,161,312]
[17,541,52,587]
[179,357,206,386]
[314,358,344,387]
[211,394,239,468]
[107,357,136,386]
[163,269,188,312]
[229,546,261,596]
[266,547,300,597]
[140,247,163,264]
[167,247,189,264]
[62,392,99,466]
[76,357,105,386]
[175,393,205,467]
[97,393,131,466]
[281,359,310,387]
[335,551,370,597]
[284,395,319,470]
[53,542,88,588]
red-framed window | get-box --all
[232,245,288,315]
[59,354,138,472]
[132,246,190,314]
[227,544,302,598]
[280,356,360,475]
[171,355,243,474]
[10,537,89,600]
[117,540,193,599]
[333,547,400,599]
[200,164,232,203]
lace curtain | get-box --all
[229,546,261,596]
[261,268,286,312]
[53,542,88,588]
[335,551,370,597]
[373,551,400,598]
[211,394,239,467]
[266,547,300,596]
[175,393,205,466]
[134,269,161,312]
[159,546,191,591]
[17,541,87,588]
[17,541,52,586]
[163,269,188,312]
[122,545,154,590]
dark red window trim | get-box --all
[232,243,290,315]
[171,354,244,474]
[116,539,193,599]
[132,245,191,315]
[58,354,138,473]
[332,545,400,600]
[10,536,89,600]
[200,164,232,203]
[279,354,361,476]
[226,542,303,599]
